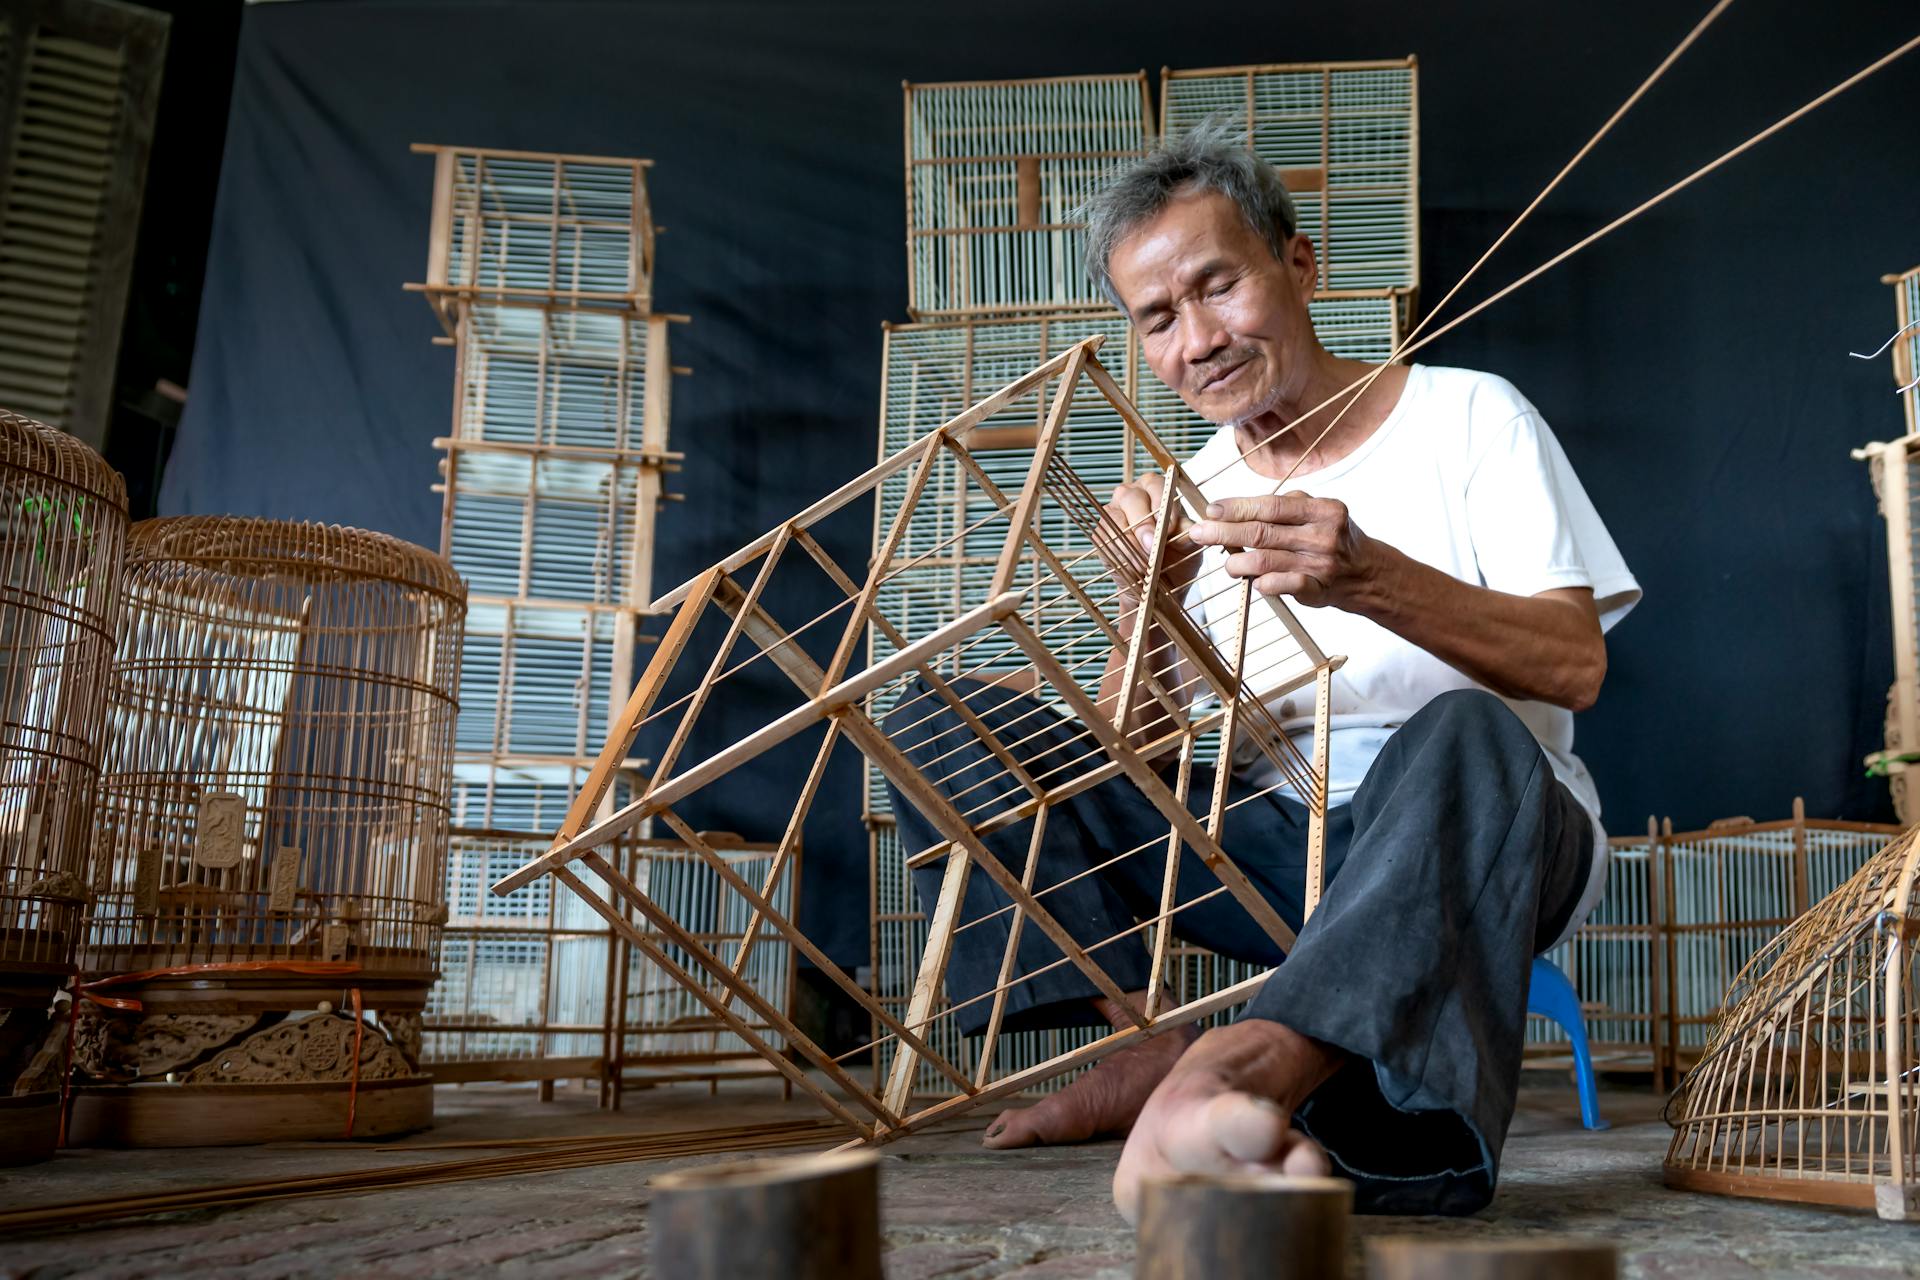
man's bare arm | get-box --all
[1191,494,1606,711]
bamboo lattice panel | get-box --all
[1665,825,1920,1218]
[1161,59,1419,295]
[904,74,1152,319]
[449,307,674,456]
[414,144,654,332]
[0,410,126,975]
[1527,830,1664,1074]
[85,518,466,976]
[613,837,798,1095]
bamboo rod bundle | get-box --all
[0,1119,844,1234]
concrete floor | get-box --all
[3,1074,1918,1278]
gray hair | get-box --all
[1081,123,1298,310]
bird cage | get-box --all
[410,144,654,335]
[1854,434,1920,819]
[1528,823,1670,1082]
[491,338,1343,1143]
[1665,823,1920,1220]
[1889,265,1918,437]
[612,833,799,1102]
[72,516,465,1146]
[0,409,127,1165]
[1161,58,1420,298]
[1662,810,1899,1065]
[904,73,1153,320]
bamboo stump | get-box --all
[1136,1172,1353,1279]
[1367,1237,1618,1279]
[648,1150,881,1279]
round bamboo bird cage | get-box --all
[1665,823,1920,1219]
[71,517,465,1146]
[0,410,127,1166]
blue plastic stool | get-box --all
[1527,957,1608,1131]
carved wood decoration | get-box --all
[495,339,1340,1142]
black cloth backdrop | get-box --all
[165,0,1920,967]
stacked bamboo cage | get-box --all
[871,65,1418,1097]
[0,410,127,1164]
[410,145,801,1097]
[1856,267,1920,818]
[72,516,466,1145]
[1523,802,1899,1090]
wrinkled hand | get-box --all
[1099,472,1197,611]
[1187,492,1380,609]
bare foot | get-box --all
[982,1023,1197,1149]
[1111,1018,1344,1224]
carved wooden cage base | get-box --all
[494,337,1341,1142]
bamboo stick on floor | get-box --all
[0,1120,847,1234]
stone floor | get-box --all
[3,1074,1918,1277]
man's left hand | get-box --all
[1188,493,1380,609]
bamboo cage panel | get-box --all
[439,442,661,607]
[613,835,797,1095]
[1664,824,1920,1219]
[1161,59,1420,296]
[1526,829,1667,1077]
[456,600,619,760]
[1892,266,1918,437]
[1851,434,1920,820]
[904,74,1152,319]
[0,409,126,982]
[449,306,674,456]
[84,517,466,976]
[414,144,654,333]
[490,337,1342,1143]
[425,827,627,1073]
[449,758,638,835]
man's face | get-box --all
[1107,189,1319,426]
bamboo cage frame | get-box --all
[0,408,127,1162]
[492,337,1341,1143]
[1664,823,1920,1220]
[903,73,1154,320]
[1160,58,1421,304]
[408,143,656,337]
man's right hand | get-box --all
[1100,472,1199,613]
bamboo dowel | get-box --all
[1366,1238,1618,1280]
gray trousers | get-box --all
[884,680,1593,1215]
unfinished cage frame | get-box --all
[1889,265,1918,438]
[492,337,1339,1142]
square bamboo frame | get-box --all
[493,337,1341,1142]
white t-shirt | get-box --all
[1181,364,1641,940]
